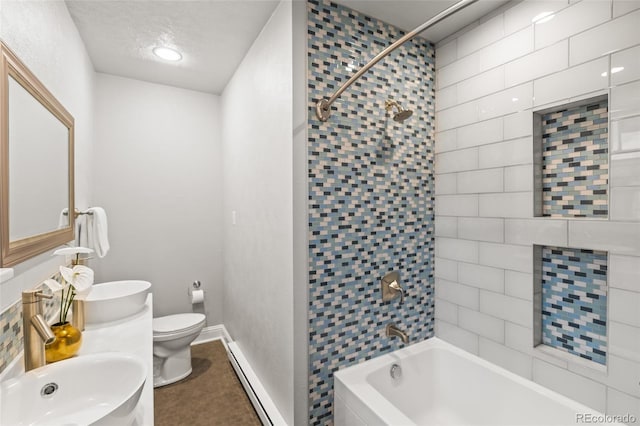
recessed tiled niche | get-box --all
[534,245,608,366]
[533,96,609,218]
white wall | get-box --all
[221,1,294,423]
[0,0,94,302]
[434,0,640,418]
[1,0,94,212]
[92,73,223,326]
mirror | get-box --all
[1,41,75,267]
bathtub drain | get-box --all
[390,363,402,380]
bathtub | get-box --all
[334,337,622,426]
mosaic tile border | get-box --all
[0,301,23,373]
[307,0,436,423]
[541,246,608,365]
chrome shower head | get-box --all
[385,100,413,123]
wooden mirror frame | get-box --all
[0,41,75,267]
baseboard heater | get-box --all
[225,341,287,426]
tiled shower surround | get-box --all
[307,0,436,423]
[541,100,609,217]
[434,0,640,417]
[541,247,608,365]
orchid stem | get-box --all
[63,288,75,324]
[59,288,64,324]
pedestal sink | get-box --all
[0,352,146,425]
[84,280,152,324]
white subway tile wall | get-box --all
[435,0,640,416]
[480,337,533,378]
[505,270,534,301]
[435,216,458,238]
[504,164,533,192]
[608,387,640,420]
[533,57,609,107]
[458,217,504,242]
[435,319,479,354]
[611,45,640,86]
[569,10,640,66]
[460,308,505,343]
[533,358,608,412]
[457,118,504,149]
[459,262,505,293]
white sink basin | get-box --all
[0,352,146,426]
[85,280,151,324]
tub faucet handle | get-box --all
[381,271,404,305]
[389,280,404,304]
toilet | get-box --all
[152,313,206,387]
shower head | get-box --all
[385,100,413,123]
[393,108,413,122]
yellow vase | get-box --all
[45,322,82,363]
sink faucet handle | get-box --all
[22,288,53,304]
[35,291,54,300]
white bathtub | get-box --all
[334,337,622,426]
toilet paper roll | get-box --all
[190,289,204,304]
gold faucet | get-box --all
[22,289,56,372]
[386,323,409,344]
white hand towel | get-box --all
[87,207,110,258]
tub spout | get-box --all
[386,323,409,344]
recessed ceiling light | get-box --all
[153,46,182,62]
[532,11,555,24]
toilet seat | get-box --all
[153,313,205,341]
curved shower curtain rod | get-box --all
[315,0,478,122]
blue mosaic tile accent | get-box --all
[0,271,63,374]
[542,100,608,217]
[541,246,607,365]
[0,302,22,373]
[308,1,435,423]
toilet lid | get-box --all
[153,313,205,334]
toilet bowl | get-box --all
[153,313,206,387]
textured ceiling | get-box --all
[336,0,510,43]
[65,1,507,94]
[65,1,279,94]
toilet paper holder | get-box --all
[188,280,205,304]
[187,280,202,296]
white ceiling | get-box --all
[336,0,510,43]
[65,1,279,94]
[65,0,507,94]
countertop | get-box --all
[80,294,154,426]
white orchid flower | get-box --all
[60,265,94,296]
[53,247,94,256]
[43,278,67,293]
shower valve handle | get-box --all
[381,271,404,305]
[389,281,405,305]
